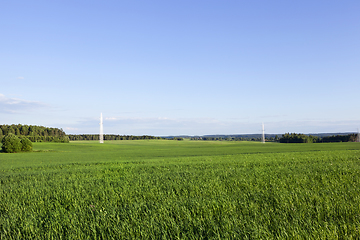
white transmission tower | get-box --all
[262,123,265,143]
[357,128,360,143]
[99,113,104,143]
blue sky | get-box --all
[1,0,359,136]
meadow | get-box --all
[1,140,360,239]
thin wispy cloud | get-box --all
[63,116,360,136]
[64,127,79,131]
[66,116,248,135]
[0,93,48,113]
[264,120,360,134]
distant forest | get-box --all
[0,124,69,143]
[67,134,162,141]
[190,133,359,143]
[279,133,358,143]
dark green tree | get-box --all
[20,137,33,152]
[8,127,15,134]
[1,134,22,153]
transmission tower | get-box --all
[262,123,265,143]
[99,113,104,143]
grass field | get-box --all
[1,140,360,239]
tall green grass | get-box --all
[1,141,360,239]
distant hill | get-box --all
[204,134,276,139]
[205,132,357,138]
[163,132,357,140]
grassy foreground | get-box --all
[1,141,360,239]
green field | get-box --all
[1,140,360,239]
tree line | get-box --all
[279,133,358,143]
[319,134,358,142]
[0,124,69,143]
[191,133,358,143]
[67,134,163,141]
[1,124,358,144]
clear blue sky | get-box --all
[1,0,359,136]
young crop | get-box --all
[0,141,360,238]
